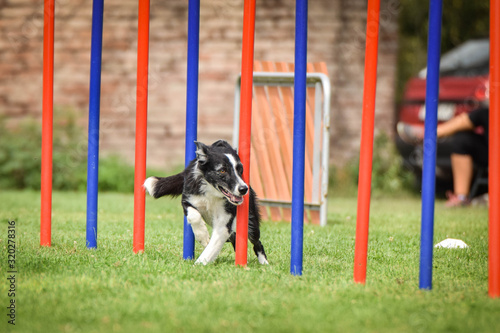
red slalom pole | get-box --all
[235,0,256,267]
[133,0,150,254]
[353,0,380,284]
[41,0,55,247]
[489,0,500,298]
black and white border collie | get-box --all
[144,140,268,265]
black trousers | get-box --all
[451,131,488,168]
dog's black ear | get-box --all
[212,139,238,155]
[194,141,209,164]
[212,140,232,149]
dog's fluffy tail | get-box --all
[144,172,184,199]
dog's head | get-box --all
[194,140,248,205]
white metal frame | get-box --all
[232,72,331,226]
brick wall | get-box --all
[0,0,399,169]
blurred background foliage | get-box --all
[0,109,160,192]
[396,0,490,104]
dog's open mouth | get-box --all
[218,186,244,205]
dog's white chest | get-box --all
[187,194,229,228]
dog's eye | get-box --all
[219,169,226,174]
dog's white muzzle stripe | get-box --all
[225,153,247,196]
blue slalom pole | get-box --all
[290,0,308,276]
[183,0,200,260]
[86,0,104,249]
[419,0,443,290]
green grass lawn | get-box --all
[0,190,498,333]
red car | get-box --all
[396,38,489,182]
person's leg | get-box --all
[450,153,474,197]
[446,132,474,206]
[446,131,486,206]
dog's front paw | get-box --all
[197,234,210,248]
[194,257,209,266]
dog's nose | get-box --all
[238,185,248,195]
